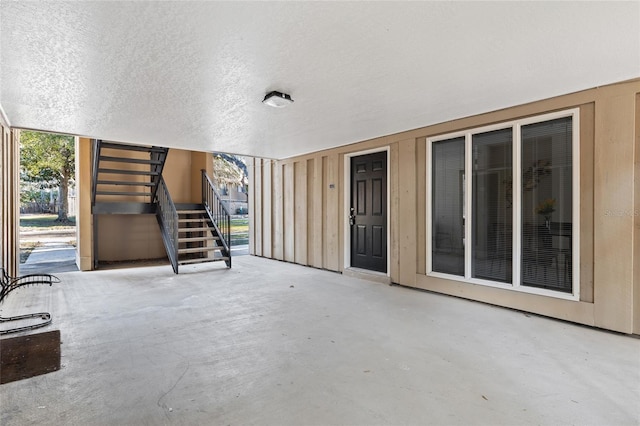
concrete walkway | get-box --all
[19,230,78,275]
[1,256,639,425]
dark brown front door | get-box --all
[350,151,387,272]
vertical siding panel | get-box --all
[416,138,427,275]
[272,161,284,260]
[8,129,19,276]
[294,161,308,265]
[283,162,295,262]
[14,130,19,275]
[76,138,94,270]
[2,125,10,273]
[390,142,400,283]
[306,159,315,266]
[0,125,6,272]
[253,159,263,256]
[593,93,635,333]
[398,139,417,286]
[262,160,272,258]
[308,158,323,268]
[337,153,344,271]
[580,104,595,303]
[1,125,6,271]
[323,154,339,271]
[322,156,329,269]
[247,158,256,255]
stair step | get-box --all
[96,191,152,197]
[97,180,155,187]
[99,155,163,165]
[178,257,230,265]
[100,142,168,153]
[178,218,210,223]
[178,236,219,243]
[98,168,159,176]
[179,227,211,233]
[177,210,206,215]
[179,246,223,254]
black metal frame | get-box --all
[90,141,231,273]
[0,268,60,335]
[92,140,169,212]
[155,175,179,273]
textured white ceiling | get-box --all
[1,1,639,159]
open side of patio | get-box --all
[0,256,639,425]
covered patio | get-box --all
[1,256,638,425]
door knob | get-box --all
[349,207,356,226]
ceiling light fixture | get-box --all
[262,91,294,108]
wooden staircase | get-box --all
[176,204,230,267]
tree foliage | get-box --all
[20,131,75,222]
[213,154,245,188]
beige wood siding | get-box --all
[323,154,340,271]
[283,162,295,263]
[252,159,262,256]
[1,124,19,276]
[593,90,636,332]
[97,214,166,261]
[308,157,323,268]
[76,138,93,270]
[579,104,595,303]
[249,78,640,334]
[262,160,273,259]
[294,161,307,265]
[272,162,283,261]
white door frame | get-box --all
[343,146,391,276]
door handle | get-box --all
[349,207,356,226]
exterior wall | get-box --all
[249,78,640,334]
[93,147,213,263]
[0,123,20,276]
[76,138,93,270]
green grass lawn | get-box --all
[19,215,77,263]
[20,214,246,244]
[20,214,76,231]
[230,217,249,234]
[230,217,249,244]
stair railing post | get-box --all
[201,169,232,267]
[155,175,179,274]
[173,204,179,273]
[202,170,206,211]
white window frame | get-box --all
[426,108,580,301]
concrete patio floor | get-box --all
[1,256,639,425]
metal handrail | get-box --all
[201,170,231,266]
[150,147,169,202]
[155,175,179,273]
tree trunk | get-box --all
[57,173,69,222]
